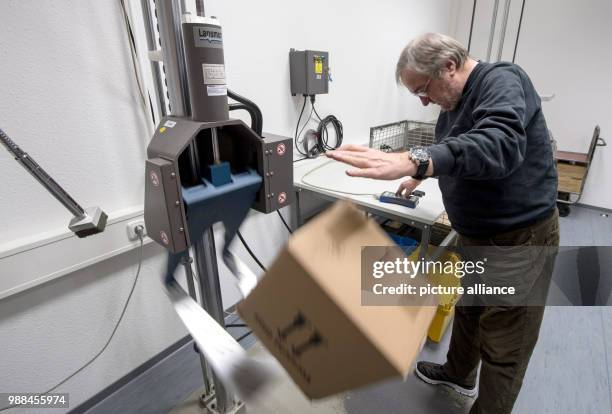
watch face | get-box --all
[411,147,430,162]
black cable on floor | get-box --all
[277,210,293,234]
[236,331,253,342]
[237,231,267,272]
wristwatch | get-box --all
[410,146,431,180]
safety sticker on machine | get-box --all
[207,85,227,96]
[314,56,323,74]
[202,63,226,85]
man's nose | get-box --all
[419,96,430,106]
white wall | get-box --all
[0,1,150,243]
[191,0,449,144]
[451,0,612,210]
[511,0,612,209]
[0,0,453,410]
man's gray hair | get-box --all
[395,33,468,84]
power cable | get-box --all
[294,96,309,156]
[301,160,380,197]
[467,0,477,53]
[277,210,293,234]
[236,331,253,342]
[295,98,316,156]
[118,0,155,130]
[512,0,527,63]
[0,229,146,412]
[237,231,267,272]
[295,96,343,157]
[312,104,343,151]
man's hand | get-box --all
[396,178,422,197]
[326,145,416,180]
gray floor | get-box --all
[86,205,612,414]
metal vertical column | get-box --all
[496,0,512,62]
[154,0,189,116]
[140,0,167,118]
[152,0,234,412]
[194,229,231,412]
[195,0,205,17]
[486,0,500,62]
[188,1,233,411]
[151,0,213,400]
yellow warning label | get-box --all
[314,57,323,75]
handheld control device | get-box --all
[379,191,420,208]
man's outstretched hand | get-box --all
[326,145,416,180]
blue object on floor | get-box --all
[388,233,419,255]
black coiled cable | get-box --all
[294,96,343,157]
[313,108,343,151]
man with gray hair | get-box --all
[327,33,558,413]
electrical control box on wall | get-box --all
[289,49,329,96]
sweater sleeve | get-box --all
[429,68,529,179]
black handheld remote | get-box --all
[379,191,419,208]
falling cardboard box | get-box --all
[238,201,437,399]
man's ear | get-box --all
[445,60,457,77]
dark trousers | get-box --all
[443,209,560,414]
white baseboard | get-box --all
[0,206,152,300]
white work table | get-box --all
[292,155,448,253]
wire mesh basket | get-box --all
[369,120,436,152]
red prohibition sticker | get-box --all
[276,143,286,156]
[160,231,169,245]
[150,171,160,187]
[278,192,287,204]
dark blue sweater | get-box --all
[428,61,557,237]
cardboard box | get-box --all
[238,201,437,399]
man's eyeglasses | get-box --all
[411,77,431,97]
